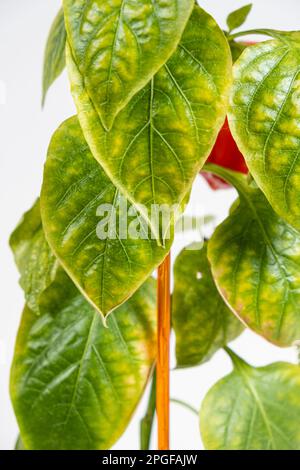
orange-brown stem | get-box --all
[156,253,171,450]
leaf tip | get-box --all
[41,93,46,109]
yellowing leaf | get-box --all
[207,164,300,347]
[41,116,171,318]
[66,5,232,242]
[9,200,59,315]
[201,350,300,450]
[173,243,243,368]
[63,0,194,130]
[229,34,300,232]
[11,274,156,450]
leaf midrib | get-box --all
[234,365,276,450]
[100,188,118,313]
[62,313,99,438]
[148,78,156,204]
[245,46,289,136]
[105,0,126,113]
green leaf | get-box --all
[9,200,59,315]
[229,40,248,63]
[207,164,300,347]
[229,34,300,232]
[41,116,170,318]
[11,274,156,450]
[15,435,25,450]
[172,242,243,368]
[227,4,252,33]
[140,369,156,450]
[63,0,194,130]
[200,349,300,450]
[66,5,231,242]
[42,8,66,106]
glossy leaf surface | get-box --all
[207,164,300,346]
[66,5,231,241]
[42,8,66,106]
[10,200,59,315]
[227,4,252,33]
[11,275,156,450]
[63,0,194,130]
[201,350,300,450]
[229,34,300,231]
[41,117,170,317]
[173,243,243,368]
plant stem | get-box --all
[140,369,156,450]
[203,163,249,194]
[156,253,171,450]
[170,398,198,417]
[227,28,282,41]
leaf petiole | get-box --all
[170,398,198,417]
[227,28,289,42]
[203,163,249,194]
[140,369,157,450]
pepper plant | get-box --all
[9,1,300,450]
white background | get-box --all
[1,0,300,451]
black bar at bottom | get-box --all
[0,449,291,465]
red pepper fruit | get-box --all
[201,41,256,190]
[202,118,248,190]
